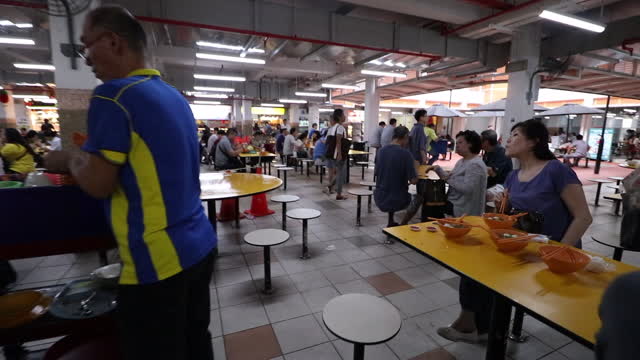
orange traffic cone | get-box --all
[244,167,276,217]
[217,198,245,222]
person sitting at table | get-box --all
[215,128,243,170]
[294,131,307,159]
[481,129,512,203]
[438,120,592,344]
[429,130,487,218]
[283,127,298,165]
[561,134,590,166]
[1,128,36,177]
[374,126,418,226]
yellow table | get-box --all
[200,172,283,227]
[618,163,636,169]
[239,152,277,175]
[384,217,637,359]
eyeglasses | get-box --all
[76,31,110,60]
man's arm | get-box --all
[71,152,120,198]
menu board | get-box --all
[587,128,613,161]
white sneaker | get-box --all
[437,326,482,344]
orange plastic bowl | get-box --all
[489,229,528,243]
[436,220,472,238]
[538,245,590,274]
[483,213,517,229]
[494,238,528,252]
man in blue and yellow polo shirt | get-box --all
[45,5,216,360]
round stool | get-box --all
[286,208,322,259]
[244,229,290,294]
[271,195,300,231]
[301,159,315,177]
[359,181,376,211]
[587,178,614,206]
[323,294,401,360]
[276,167,294,190]
[355,162,369,180]
[347,189,374,226]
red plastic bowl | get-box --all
[436,220,472,238]
[483,213,517,229]
[539,245,590,274]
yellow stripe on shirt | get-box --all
[128,131,183,281]
[111,185,138,284]
[100,150,127,165]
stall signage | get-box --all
[587,128,613,161]
[252,107,285,115]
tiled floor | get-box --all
[5,160,632,360]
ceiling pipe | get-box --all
[444,0,546,35]
[0,0,47,9]
[459,0,513,10]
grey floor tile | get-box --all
[208,309,222,338]
[386,318,439,359]
[522,316,572,350]
[421,263,458,280]
[209,287,219,310]
[21,265,70,284]
[280,258,318,274]
[361,244,397,258]
[256,275,299,299]
[215,266,253,287]
[212,336,226,360]
[333,340,399,360]
[442,276,461,291]
[336,248,372,263]
[537,351,570,360]
[507,334,554,360]
[313,312,338,341]
[394,266,439,287]
[301,285,341,312]
[346,235,380,248]
[377,254,416,272]
[445,342,488,360]
[62,261,99,279]
[322,265,361,285]
[249,262,287,280]
[284,342,341,360]
[290,271,332,292]
[215,254,247,271]
[39,254,76,267]
[272,315,329,354]
[412,305,460,347]
[351,259,390,277]
[220,301,269,335]
[263,292,312,323]
[400,252,433,265]
[386,289,439,317]
[557,342,594,360]
[335,278,382,297]
[416,281,459,308]
[217,280,259,308]
[10,257,45,272]
[310,252,347,269]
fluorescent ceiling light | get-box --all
[196,41,263,53]
[368,60,382,65]
[623,108,637,113]
[196,52,265,64]
[0,20,14,26]
[261,103,284,107]
[279,99,307,104]
[15,23,33,28]
[26,106,57,110]
[192,93,228,99]
[12,94,51,99]
[361,69,407,78]
[379,108,391,112]
[383,60,395,67]
[14,63,55,71]
[607,113,615,117]
[295,91,326,97]
[539,10,605,33]
[391,111,403,115]
[321,83,359,90]
[194,86,234,92]
[395,63,406,68]
[15,82,43,86]
[194,74,246,82]
[193,100,222,105]
[0,36,34,45]
[319,109,334,112]
[343,104,355,108]
[465,111,475,115]
[592,116,602,119]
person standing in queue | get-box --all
[409,110,429,167]
[324,109,349,200]
[480,129,512,203]
[45,6,217,360]
[380,118,397,148]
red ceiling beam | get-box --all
[459,0,513,10]
[445,0,545,35]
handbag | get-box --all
[509,209,544,234]
[325,127,351,160]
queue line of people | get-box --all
[373,112,593,344]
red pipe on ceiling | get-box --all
[0,0,442,60]
[444,0,546,35]
[459,0,513,10]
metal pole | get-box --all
[595,95,611,174]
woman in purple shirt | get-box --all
[438,119,592,344]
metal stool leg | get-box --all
[282,202,287,231]
[509,308,528,342]
[613,248,624,261]
[595,183,602,206]
[301,219,310,259]
[361,165,365,180]
[263,246,273,294]
[235,198,240,228]
[284,171,288,190]
[353,343,365,360]
[320,166,324,184]
[614,200,621,216]
[367,194,372,212]
[385,212,395,244]
[356,195,362,226]
[307,162,310,177]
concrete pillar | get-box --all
[308,104,320,129]
[241,100,253,136]
[502,23,542,142]
[288,104,300,127]
[232,99,242,129]
[364,77,380,143]
[0,92,17,128]
[49,0,99,150]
